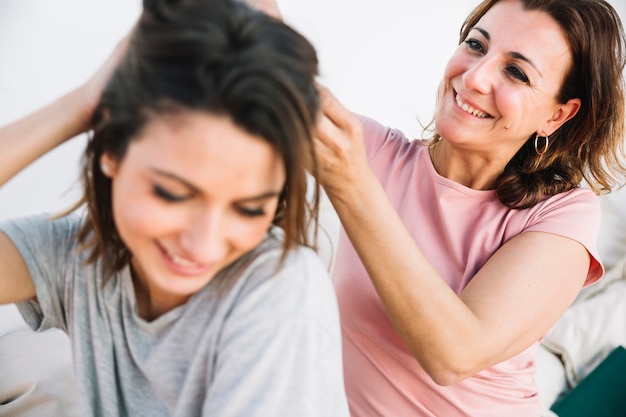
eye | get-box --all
[506,65,529,83]
[153,185,189,202]
[236,206,267,218]
[464,39,485,54]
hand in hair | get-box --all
[75,33,131,132]
[245,0,282,19]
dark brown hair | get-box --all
[71,0,320,273]
[432,0,626,209]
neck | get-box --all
[429,140,506,190]
[129,262,187,322]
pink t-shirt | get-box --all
[333,116,603,417]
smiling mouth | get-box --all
[162,245,203,269]
[455,93,491,118]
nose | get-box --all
[462,57,494,95]
[179,208,228,265]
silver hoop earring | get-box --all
[534,134,549,155]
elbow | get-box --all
[426,368,466,386]
[420,353,479,386]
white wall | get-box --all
[0,0,624,221]
[0,0,141,221]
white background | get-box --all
[0,0,624,220]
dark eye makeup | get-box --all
[464,38,530,84]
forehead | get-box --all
[476,0,572,72]
[134,110,274,156]
[124,111,285,194]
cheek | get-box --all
[111,183,171,245]
[436,52,466,112]
[228,202,279,253]
[443,48,467,83]
[229,217,275,253]
[494,89,529,124]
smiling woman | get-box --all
[0,0,349,415]
[309,0,626,415]
[102,112,288,320]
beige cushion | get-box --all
[0,329,81,417]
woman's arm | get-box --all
[0,90,87,303]
[315,86,590,385]
[0,35,128,187]
[0,35,129,305]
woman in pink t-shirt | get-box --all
[313,0,626,415]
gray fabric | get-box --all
[1,213,348,417]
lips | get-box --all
[164,247,200,268]
[158,243,212,275]
[455,93,491,118]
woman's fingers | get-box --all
[315,84,365,161]
[313,85,370,196]
[84,33,131,103]
[316,112,347,154]
[246,0,282,19]
[318,84,362,141]
[75,31,132,130]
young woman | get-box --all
[0,0,349,415]
[309,0,626,415]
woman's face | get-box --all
[435,0,579,153]
[101,111,285,315]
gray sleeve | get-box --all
[0,213,80,332]
[202,248,349,417]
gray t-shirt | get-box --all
[1,213,349,417]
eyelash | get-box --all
[464,39,485,54]
[237,207,266,218]
[506,66,529,83]
[153,185,188,202]
[153,185,267,217]
[464,39,530,83]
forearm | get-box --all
[0,89,88,187]
[327,176,490,384]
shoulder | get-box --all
[526,188,603,284]
[239,228,330,279]
[532,187,601,223]
[524,187,602,243]
[0,212,83,256]
[0,211,82,235]
[355,114,418,159]
[217,232,338,324]
[251,239,335,304]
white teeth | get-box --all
[455,94,489,118]
[165,247,199,268]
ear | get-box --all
[542,98,581,136]
[99,152,119,178]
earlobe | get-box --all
[99,153,118,178]
[544,98,581,136]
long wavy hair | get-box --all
[68,0,321,274]
[429,0,626,209]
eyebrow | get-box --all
[472,26,542,76]
[150,168,283,202]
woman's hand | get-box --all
[0,31,130,186]
[74,32,131,132]
[314,85,374,204]
[245,0,282,19]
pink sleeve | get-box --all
[356,115,409,160]
[525,188,604,286]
